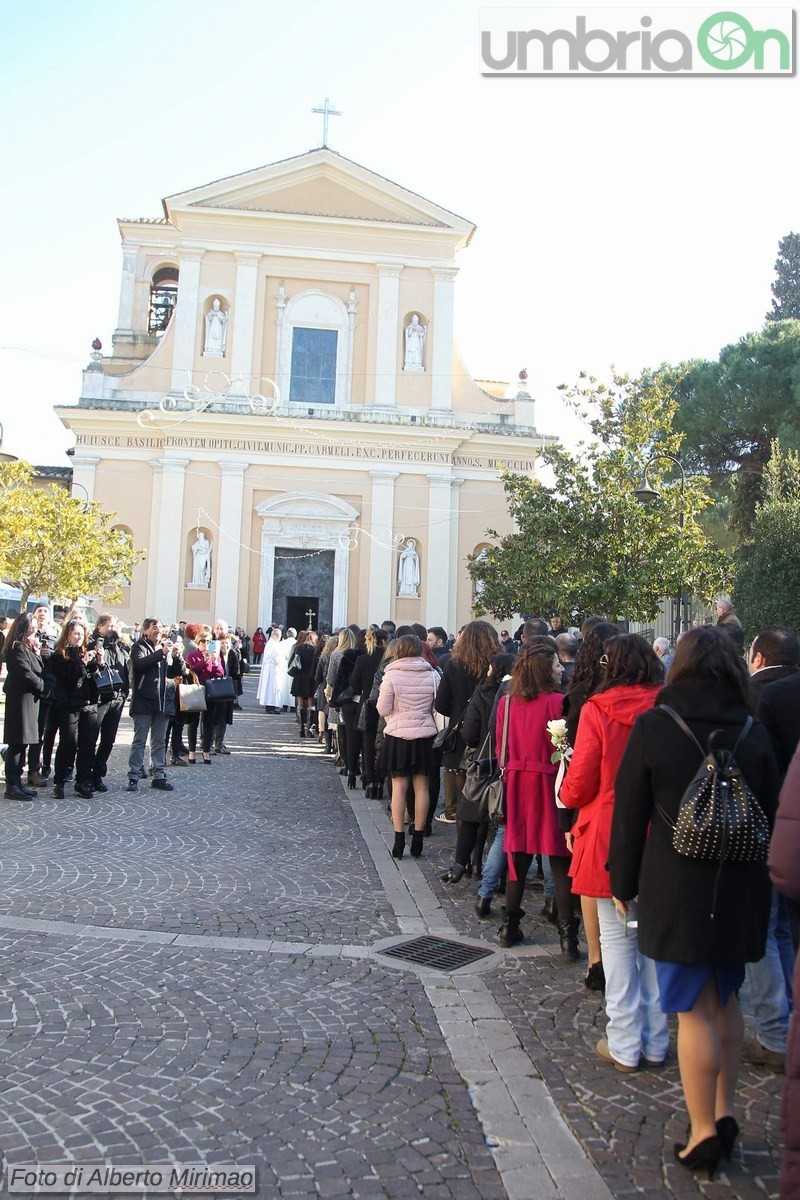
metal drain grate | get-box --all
[380,935,494,972]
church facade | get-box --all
[58,149,554,633]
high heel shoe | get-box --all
[409,831,424,858]
[202,753,212,765]
[716,1116,739,1162]
[440,864,466,885]
[187,754,196,764]
[391,832,405,859]
[673,1135,722,1180]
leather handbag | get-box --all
[484,697,511,825]
[205,676,236,702]
[179,682,207,713]
[433,712,464,754]
[288,652,303,677]
[95,666,123,702]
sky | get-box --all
[0,0,797,465]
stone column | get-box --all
[70,455,100,504]
[152,457,190,621]
[114,245,139,337]
[367,470,398,623]
[430,268,458,411]
[374,263,403,407]
[426,473,454,626]
[170,250,204,392]
[229,252,261,395]
[214,460,249,624]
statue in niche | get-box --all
[189,532,212,588]
[474,548,489,597]
[397,539,420,598]
[403,314,427,372]
[203,298,228,357]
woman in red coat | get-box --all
[495,642,571,950]
[251,627,267,664]
[561,634,669,1072]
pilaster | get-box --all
[229,253,262,395]
[214,460,249,623]
[114,245,139,336]
[152,457,190,620]
[430,268,458,411]
[367,470,399,624]
[374,264,403,407]
[170,250,204,392]
[426,473,454,626]
[70,455,100,504]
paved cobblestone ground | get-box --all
[0,681,787,1199]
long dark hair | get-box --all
[566,621,620,700]
[596,634,664,692]
[451,620,500,678]
[4,612,33,656]
[668,626,749,704]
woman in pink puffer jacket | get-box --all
[377,634,439,860]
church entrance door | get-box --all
[272,548,334,631]
[286,595,318,633]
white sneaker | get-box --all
[434,813,457,824]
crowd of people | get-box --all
[0,609,246,799]
[2,599,799,1193]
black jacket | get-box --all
[289,643,316,698]
[49,648,99,712]
[88,630,130,699]
[749,663,799,711]
[756,672,800,780]
[434,659,482,768]
[609,680,780,965]
[332,648,359,708]
[129,636,182,716]
[351,648,384,721]
[462,679,502,756]
[2,645,50,743]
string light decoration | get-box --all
[196,506,409,564]
[136,372,280,431]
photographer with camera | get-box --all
[48,618,101,799]
[88,615,130,793]
[126,618,183,793]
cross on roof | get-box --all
[312,97,341,148]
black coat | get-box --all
[332,648,359,708]
[290,643,316,698]
[351,648,384,725]
[49,648,99,712]
[3,645,50,743]
[435,659,483,768]
[87,630,130,699]
[749,663,799,711]
[609,680,780,965]
[756,671,800,780]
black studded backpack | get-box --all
[655,705,770,864]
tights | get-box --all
[455,819,489,874]
[505,852,573,919]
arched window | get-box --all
[149,266,179,336]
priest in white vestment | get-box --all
[279,628,297,710]
[257,628,284,711]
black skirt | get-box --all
[382,734,435,777]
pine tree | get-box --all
[767,232,800,321]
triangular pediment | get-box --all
[163,149,474,238]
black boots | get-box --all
[558,917,582,961]
[391,832,406,859]
[498,908,524,948]
[541,896,558,924]
[409,831,424,858]
[475,896,492,918]
[325,730,335,754]
[440,863,466,885]
[4,783,34,802]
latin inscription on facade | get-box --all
[73,433,537,473]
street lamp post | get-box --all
[633,453,687,644]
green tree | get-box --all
[767,232,800,322]
[469,371,727,622]
[0,461,141,608]
[671,320,800,534]
[733,441,800,634]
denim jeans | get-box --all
[745,887,792,1052]
[597,897,670,1068]
[478,825,506,899]
[128,713,169,782]
[541,855,556,899]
